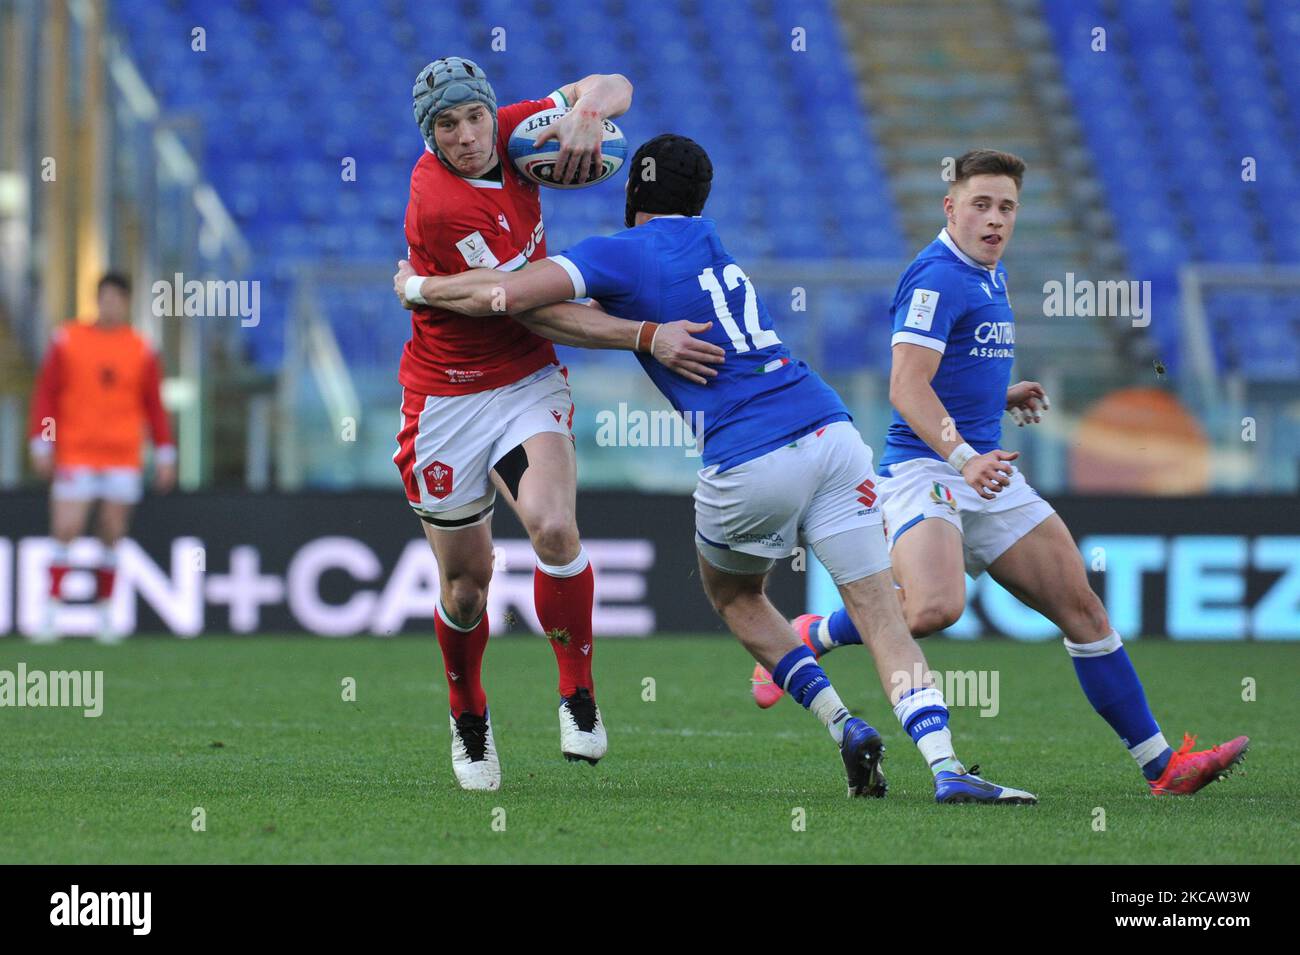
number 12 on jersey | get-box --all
[697,264,781,353]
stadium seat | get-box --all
[1045,0,1300,377]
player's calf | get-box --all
[534,546,599,759]
[705,562,885,796]
[750,613,860,708]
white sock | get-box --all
[1129,731,1170,769]
[917,728,958,768]
[536,546,590,578]
[808,685,852,744]
[814,616,834,652]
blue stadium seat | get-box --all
[1046,0,1300,378]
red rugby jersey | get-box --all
[400,96,566,395]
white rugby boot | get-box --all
[93,600,125,644]
[449,709,501,791]
[558,687,607,764]
[32,598,61,643]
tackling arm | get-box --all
[513,301,642,350]
[398,258,575,316]
[515,302,724,386]
[393,257,723,383]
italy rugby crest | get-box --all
[930,481,958,512]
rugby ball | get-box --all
[508,106,627,189]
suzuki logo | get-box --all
[855,478,877,509]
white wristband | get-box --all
[947,442,977,474]
[649,323,662,356]
[404,275,429,306]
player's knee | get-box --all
[906,597,964,637]
[441,575,488,624]
[530,517,579,567]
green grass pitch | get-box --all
[1,635,1294,863]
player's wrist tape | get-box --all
[154,444,177,466]
[29,437,53,457]
[404,276,429,306]
[947,442,977,474]
[636,320,660,354]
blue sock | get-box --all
[1066,632,1172,780]
[804,609,863,655]
[825,609,862,648]
[772,645,852,742]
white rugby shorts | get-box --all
[694,421,890,584]
[51,466,143,504]
[878,456,1054,577]
[393,364,573,526]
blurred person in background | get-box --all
[27,272,176,643]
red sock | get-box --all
[95,566,116,601]
[534,551,595,698]
[49,564,69,598]
[435,604,490,718]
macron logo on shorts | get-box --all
[904,288,939,331]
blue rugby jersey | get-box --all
[550,216,848,471]
[880,229,1015,472]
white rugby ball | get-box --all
[507,106,628,189]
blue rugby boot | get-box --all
[840,718,887,798]
[934,763,1037,804]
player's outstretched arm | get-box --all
[395,258,574,316]
[890,342,1018,500]
[516,303,723,384]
